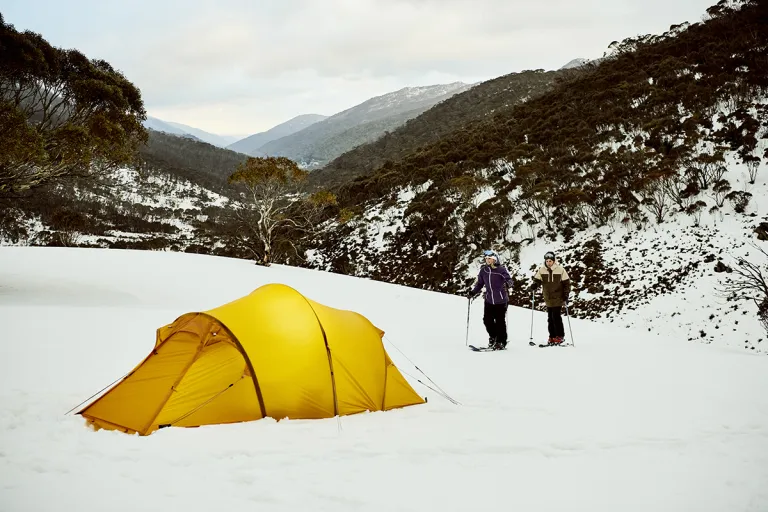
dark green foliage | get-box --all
[0,14,147,197]
[330,0,766,212]
[727,190,752,213]
[137,131,247,196]
[308,69,564,188]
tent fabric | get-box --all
[78,283,425,435]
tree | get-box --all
[721,244,768,338]
[227,156,336,265]
[0,15,147,198]
[744,155,760,184]
[710,178,732,208]
[640,179,674,224]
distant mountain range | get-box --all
[146,82,474,169]
[226,114,328,156]
[142,116,243,148]
[249,82,474,168]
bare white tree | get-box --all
[721,243,768,336]
[227,156,336,265]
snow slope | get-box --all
[0,247,767,512]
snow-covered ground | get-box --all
[1,247,767,511]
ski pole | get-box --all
[529,291,535,346]
[465,296,471,346]
[565,301,575,346]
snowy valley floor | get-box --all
[0,247,767,512]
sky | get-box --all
[3,0,718,137]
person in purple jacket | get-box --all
[467,250,514,350]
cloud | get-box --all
[3,0,716,135]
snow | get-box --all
[362,82,471,113]
[1,246,767,512]
[306,141,768,355]
[514,149,768,353]
[0,167,232,250]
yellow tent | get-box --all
[78,283,425,435]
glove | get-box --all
[466,290,477,299]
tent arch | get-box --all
[297,293,340,418]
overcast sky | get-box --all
[3,0,716,137]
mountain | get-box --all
[165,121,243,148]
[226,114,328,156]
[300,0,768,349]
[307,70,564,189]
[143,116,188,137]
[559,57,591,69]
[257,82,474,169]
[143,116,241,149]
[137,130,249,193]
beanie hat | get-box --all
[483,250,499,263]
[544,251,556,261]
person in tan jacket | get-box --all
[529,251,571,345]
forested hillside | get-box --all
[308,69,564,188]
[308,0,768,305]
[259,83,472,170]
[138,130,248,195]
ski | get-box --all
[469,343,571,350]
[468,344,505,352]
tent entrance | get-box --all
[80,314,262,435]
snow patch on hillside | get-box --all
[1,168,232,249]
[515,157,768,353]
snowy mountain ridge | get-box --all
[350,82,474,114]
[255,81,474,168]
[226,114,329,157]
[142,116,241,149]
[559,57,591,69]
